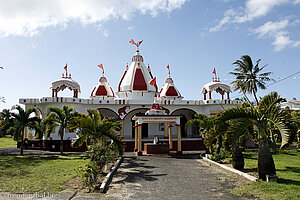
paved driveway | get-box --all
[101,153,246,200]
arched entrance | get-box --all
[171,108,197,138]
[123,108,149,139]
[97,108,120,119]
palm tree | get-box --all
[69,109,123,156]
[230,55,272,104]
[218,92,295,180]
[291,110,300,148]
[0,109,14,137]
[185,113,212,138]
[10,105,40,155]
[186,114,225,154]
[43,106,78,154]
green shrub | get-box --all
[77,143,119,192]
[211,148,229,162]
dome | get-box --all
[50,72,81,98]
[116,44,158,100]
[201,80,231,94]
[159,67,183,100]
[201,74,231,100]
[91,75,115,98]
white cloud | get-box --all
[209,9,236,32]
[209,0,300,51]
[254,20,300,51]
[209,0,290,32]
[253,20,289,37]
[0,0,186,37]
[272,31,300,51]
[234,0,289,23]
[294,0,300,4]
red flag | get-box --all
[64,63,67,71]
[167,64,169,69]
[129,39,136,45]
[212,68,216,74]
[98,64,104,74]
[137,40,143,46]
[148,77,156,87]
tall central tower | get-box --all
[116,41,158,100]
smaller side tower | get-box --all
[201,68,231,100]
[50,64,81,98]
[91,64,115,100]
[158,65,183,101]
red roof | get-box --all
[165,86,178,96]
[133,68,147,90]
[95,85,107,96]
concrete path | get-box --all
[74,153,250,200]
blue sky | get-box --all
[0,0,300,110]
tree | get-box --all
[70,109,123,156]
[43,106,78,154]
[185,113,209,137]
[291,110,300,148]
[218,92,295,180]
[230,55,272,104]
[10,105,40,155]
[71,109,124,191]
[0,109,14,137]
[186,114,226,154]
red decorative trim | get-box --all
[95,85,107,96]
[91,87,96,96]
[110,87,115,97]
[118,106,130,116]
[118,70,127,92]
[133,69,147,90]
[166,86,178,96]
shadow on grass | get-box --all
[277,166,300,173]
[277,178,300,185]
[243,154,257,160]
[241,168,258,173]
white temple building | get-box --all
[19,40,241,152]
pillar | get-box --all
[227,92,230,99]
[168,123,174,151]
[120,119,124,138]
[134,123,138,152]
[209,91,212,99]
[221,94,224,100]
[25,127,29,139]
[177,124,182,155]
[203,93,206,100]
[137,124,143,156]
[164,123,168,138]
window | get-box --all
[159,123,165,131]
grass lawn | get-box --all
[0,137,17,148]
[231,149,300,200]
[0,155,87,193]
